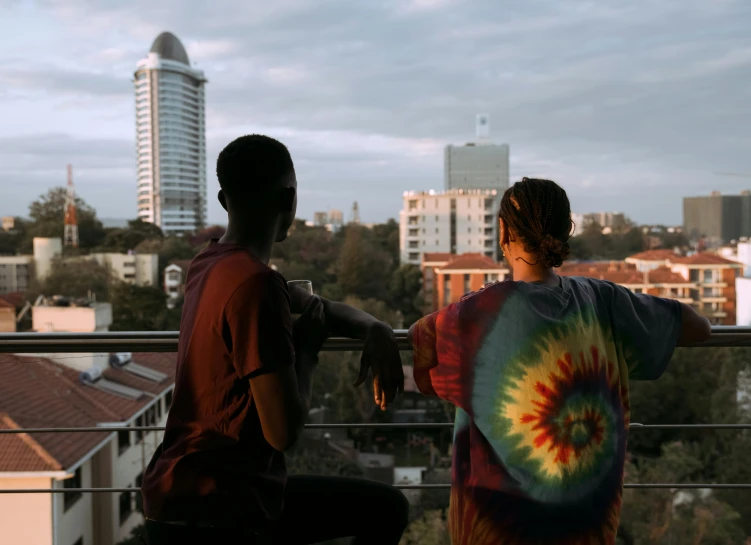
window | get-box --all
[704,269,714,283]
[467,227,471,233]
[165,390,173,410]
[409,241,419,249]
[156,399,163,419]
[435,215,438,221]
[408,228,419,237]
[63,467,83,512]
[408,252,419,261]
[435,228,439,234]
[119,489,133,526]
[690,269,700,282]
[634,288,643,294]
[118,428,131,456]
[463,274,471,294]
[408,199,418,211]
[443,277,451,303]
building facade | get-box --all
[683,191,751,246]
[399,189,501,265]
[0,256,33,293]
[444,143,510,192]
[135,32,207,234]
[430,253,509,311]
[90,253,159,287]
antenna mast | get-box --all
[351,201,361,225]
[64,164,79,247]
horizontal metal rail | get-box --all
[2,326,751,353]
[2,423,751,434]
[2,483,751,494]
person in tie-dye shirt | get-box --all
[408,178,712,545]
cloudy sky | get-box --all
[0,0,749,226]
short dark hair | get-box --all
[499,177,573,268]
[216,134,294,199]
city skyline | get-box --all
[0,1,749,225]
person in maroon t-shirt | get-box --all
[141,135,408,544]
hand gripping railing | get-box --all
[1,327,751,493]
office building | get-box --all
[683,191,751,246]
[134,32,207,233]
[399,189,501,265]
[444,115,510,192]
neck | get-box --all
[510,258,558,285]
[219,216,277,265]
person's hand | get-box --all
[292,296,328,360]
[353,322,404,410]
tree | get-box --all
[110,283,172,331]
[100,219,163,253]
[337,225,392,301]
[0,218,28,255]
[371,219,400,268]
[399,510,450,545]
[389,265,424,326]
[23,188,106,251]
[189,225,226,250]
[33,258,112,300]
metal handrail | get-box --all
[2,326,751,353]
[2,423,751,435]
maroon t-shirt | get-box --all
[141,241,295,526]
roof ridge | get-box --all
[0,413,62,471]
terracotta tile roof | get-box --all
[558,261,635,274]
[0,352,175,472]
[559,265,691,285]
[669,252,742,266]
[0,415,61,472]
[627,249,680,261]
[0,292,25,308]
[438,253,504,271]
[422,253,453,263]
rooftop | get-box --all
[421,253,453,264]
[438,253,504,271]
[403,189,498,197]
[150,31,190,65]
[669,252,743,266]
[0,352,175,471]
[627,249,681,261]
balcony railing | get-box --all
[1,327,751,495]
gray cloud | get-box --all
[1,0,750,224]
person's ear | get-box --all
[218,190,227,211]
[278,187,296,212]
[499,217,509,246]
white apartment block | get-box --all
[0,255,33,293]
[135,32,207,234]
[399,189,501,266]
[90,253,159,288]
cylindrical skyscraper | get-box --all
[134,32,207,233]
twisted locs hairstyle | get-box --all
[499,177,574,268]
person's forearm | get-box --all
[287,283,383,339]
[295,352,317,416]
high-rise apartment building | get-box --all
[134,32,207,234]
[444,115,510,192]
[684,191,751,246]
[399,189,501,265]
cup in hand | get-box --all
[287,280,313,321]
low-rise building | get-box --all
[429,253,510,311]
[163,260,192,309]
[90,253,159,287]
[0,256,33,293]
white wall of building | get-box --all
[33,304,113,334]
[33,237,63,282]
[736,242,751,277]
[0,255,33,293]
[54,460,95,545]
[0,476,54,545]
[736,277,751,326]
[400,190,500,265]
[90,253,159,287]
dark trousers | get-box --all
[144,475,409,545]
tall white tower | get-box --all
[134,32,207,234]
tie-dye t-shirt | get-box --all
[411,276,682,545]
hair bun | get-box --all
[538,234,570,268]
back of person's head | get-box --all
[499,177,573,268]
[216,134,295,208]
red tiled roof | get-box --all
[558,261,635,274]
[627,249,679,261]
[0,292,25,309]
[559,265,690,285]
[422,253,453,263]
[669,252,742,266]
[0,352,176,472]
[0,415,61,472]
[439,253,504,271]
